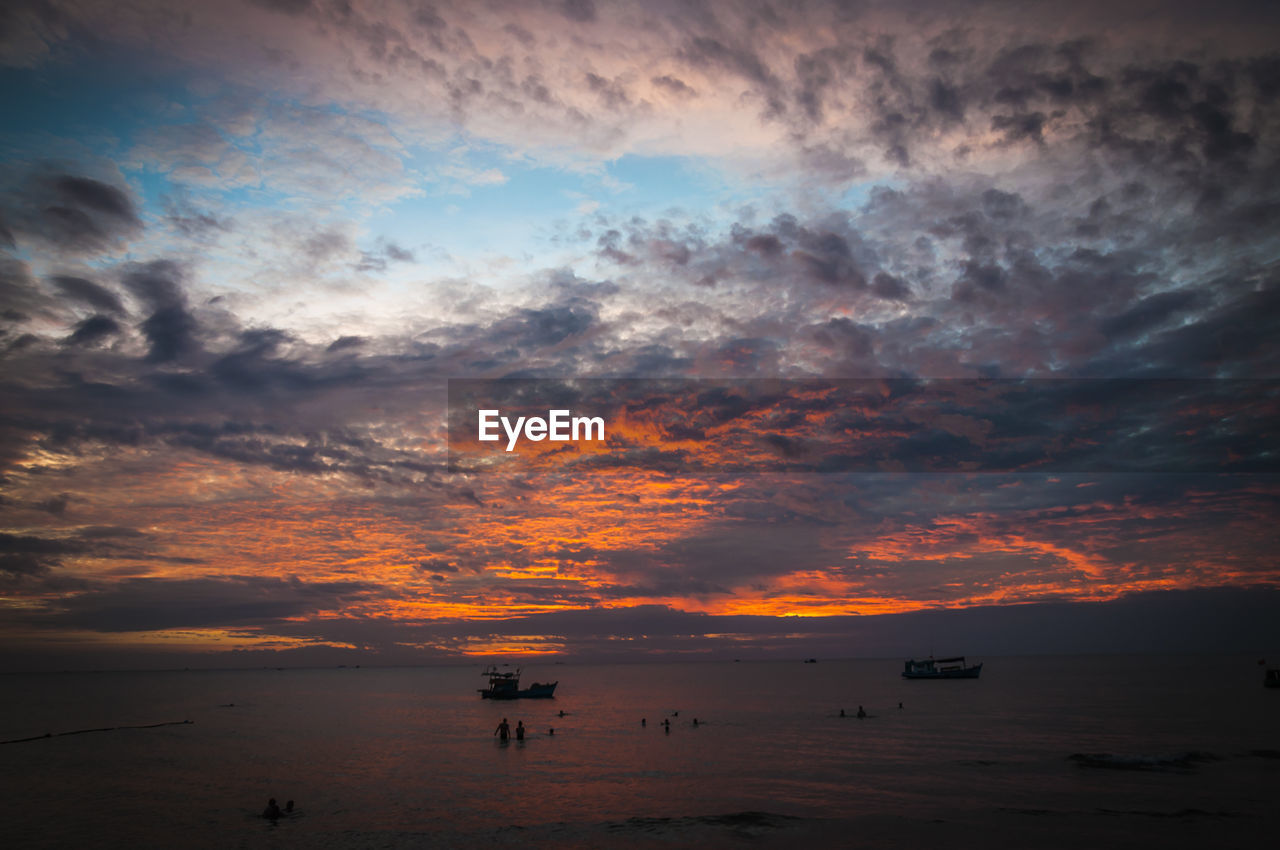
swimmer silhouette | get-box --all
[641,717,646,726]
[840,709,846,717]
[495,718,510,740]
[262,798,281,819]
[516,720,525,741]
[856,705,867,719]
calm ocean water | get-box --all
[2,655,1277,848]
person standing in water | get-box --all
[516,720,525,740]
[495,718,510,740]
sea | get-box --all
[2,655,1277,849]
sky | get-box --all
[1,0,1278,670]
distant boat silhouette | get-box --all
[478,665,557,699]
[902,656,982,679]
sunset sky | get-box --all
[1,0,1277,669]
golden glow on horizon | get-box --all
[3,433,1278,655]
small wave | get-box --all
[1068,751,1217,770]
[606,811,801,836]
[996,807,1059,816]
[1097,807,1238,819]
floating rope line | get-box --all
[1,719,193,745]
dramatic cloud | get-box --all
[0,0,1276,666]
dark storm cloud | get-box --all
[488,302,597,350]
[138,305,198,362]
[0,533,84,577]
[681,36,776,88]
[0,254,46,322]
[34,492,70,514]
[1,168,141,253]
[327,335,366,352]
[63,314,121,347]
[0,553,52,577]
[0,280,539,480]
[792,229,869,289]
[1099,289,1207,339]
[50,276,126,314]
[162,426,441,481]
[120,260,200,362]
[576,140,1276,377]
[121,259,186,311]
[75,525,147,539]
[1085,274,1280,377]
[0,532,87,554]
[870,271,910,300]
[560,0,596,24]
[250,0,314,15]
[451,378,1278,474]
[29,575,385,632]
[0,525,159,581]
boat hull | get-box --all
[902,662,982,679]
[479,682,558,699]
[902,666,982,679]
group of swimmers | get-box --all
[262,798,294,820]
[497,702,904,739]
[840,702,903,718]
[493,700,897,743]
[495,718,545,740]
[639,712,700,732]
[493,706,581,741]
[495,710,710,740]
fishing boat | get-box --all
[478,665,558,699]
[902,656,983,679]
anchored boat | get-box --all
[478,665,558,699]
[902,656,983,679]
